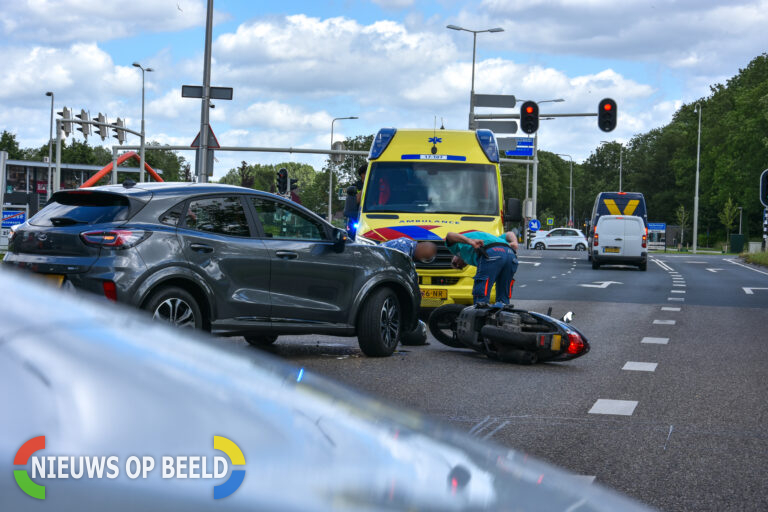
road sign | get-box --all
[473,94,516,109]
[528,219,541,231]
[331,141,345,164]
[475,120,518,134]
[191,126,220,149]
[648,222,666,231]
[546,217,554,226]
[181,85,234,101]
[500,137,534,157]
[2,210,26,228]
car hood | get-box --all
[0,269,652,511]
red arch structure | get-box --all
[80,151,164,188]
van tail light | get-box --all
[102,281,117,301]
[80,230,147,249]
[566,332,585,355]
[593,232,599,247]
[642,234,647,248]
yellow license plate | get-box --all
[604,247,620,253]
[38,274,65,287]
[421,289,448,300]
[551,334,561,351]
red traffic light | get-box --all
[525,106,534,114]
[598,98,617,132]
[603,103,612,111]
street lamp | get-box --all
[557,153,574,227]
[601,140,623,192]
[132,62,154,182]
[446,24,504,129]
[328,116,358,222]
[738,206,743,235]
[693,102,702,253]
[45,91,54,200]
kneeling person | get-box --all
[445,231,518,304]
[381,238,438,263]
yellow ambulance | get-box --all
[355,128,517,309]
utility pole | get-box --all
[197,0,214,183]
[693,102,702,254]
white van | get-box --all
[591,215,647,271]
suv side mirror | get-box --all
[332,227,348,250]
[505,198,522,222]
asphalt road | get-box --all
[228,249,768,511]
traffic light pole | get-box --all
[197,0,214,183]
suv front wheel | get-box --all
[357,287,401,357]
[145,286,203,329]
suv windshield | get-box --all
[362,161,499,216]
[30,192,132,227]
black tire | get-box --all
[575,244,586,251]
[145,286,203,329]
[400,320,428,346]
[244,334,278,346]
[535,242,545,250]
[357,287,401,357]
[427,304,469,348]
[639,261,648,271]
[592,259,600,270]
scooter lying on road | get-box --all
[427,303,590,364]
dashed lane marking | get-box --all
[623,362,658,372]
[671,290,686,294]
[653,319,676,325]
[667,297,684,301]
[588,399,638,416]
[661,306,681,311]
[673,284,686,287]
[642,337,669,344]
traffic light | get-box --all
[519,101,539,134]
[93,113,109,141]
[57,107,72,137]
[75,109,91,139]
[290,178,298,191]
[760,169,768,208]
[598,98,617,132]
[276,168,288,195]
[112,117,126,145]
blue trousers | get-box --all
[472,246,518,304]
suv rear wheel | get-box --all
[357,287,401,357]
[145,286,202,329]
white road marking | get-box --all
[468,416,493,435]
[642,337,669,344]
[537,279,543,282]
[518,284,527,288]
[725,258,768,276]
[653,319,676,325]
[518,261,542,266]
[743,287,768,295]
[671,290,686,294]
[667,297,684,301]
[518,255,543,259]
[481,420,510,440]
[568,475,596,485]
[683,261,707,264]
[561,273,566,276]
[706,268,724,273]
[661,306,681,311]
[579,281,623,288]
[652,259,673,271]
[673,284,686,287]
[588,399,638,416]
[623,361,658,371]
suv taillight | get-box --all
[593,232,599,247]
[80,230,147,249]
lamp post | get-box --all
[738,206,743,235]
[328,116,358,222]
[45,91,54,200]
[601,140,623,192]
[446,24,504,129]
[557,153,574,227]
[132,62,154,183]
[693,102,702,253]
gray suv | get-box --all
[4,182,420,357]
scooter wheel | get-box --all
[428,304,469,349]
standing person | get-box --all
[445,231,519,304]
[344,164,368,238]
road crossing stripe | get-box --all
[642,337,669,344]
[671,290,686,293]
[623,362,658,371]
[653,320,676,325]
[588,399,638,416]
[667,297,684,301]
[661,307,681,311]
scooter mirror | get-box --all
[562,311,574,323]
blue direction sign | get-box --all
[648,222,666,231]
[505,137,534,157]
[2,210,26,228]
[528,219,541,231]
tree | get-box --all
[675,205,690,246]
[718,195,739,250]
[0,130,23,159]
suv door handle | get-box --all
[190,243,213,253]
[275,250,298,260]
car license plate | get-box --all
[604,247,620,253]
[421,289,447,300]
[551,334,561,351]
[38,274,65,287]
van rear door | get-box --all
[622,217,645,258]
[597,217,625,256]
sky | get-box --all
[1,0,766,179]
